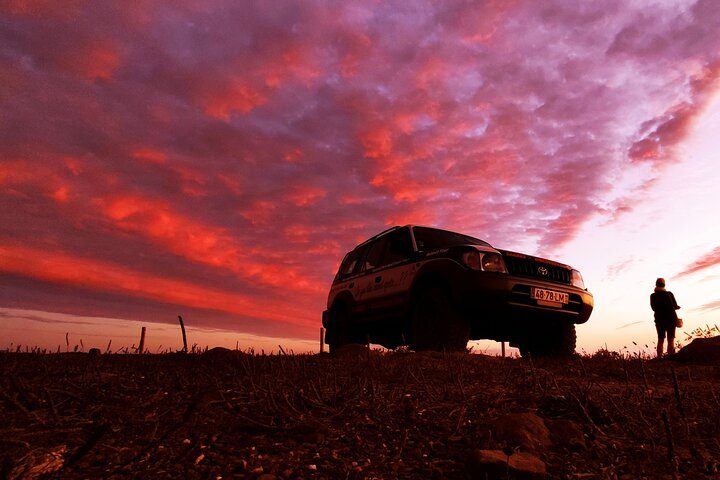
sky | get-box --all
[1,0,719,354]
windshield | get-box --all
[413,226,490,250]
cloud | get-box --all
[694,299,720,313]
[606,257,637,280]
[676,246,720,278]
[1,0,720,340]
[616,320,644,330]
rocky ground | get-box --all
[1,346,720,479]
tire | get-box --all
[409,283,470,352]
[519,322,576,358]
[327,303,354,354]
[551,322,577,356]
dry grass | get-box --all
[1,349,719,479]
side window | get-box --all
[336,247,365,280]
[379,228,412,267]
[363,238,387,271]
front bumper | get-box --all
[454,271,594,326]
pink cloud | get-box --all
[676,246,720,279]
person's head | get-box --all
[656,277,666,288]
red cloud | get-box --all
[132,148,167,164]
[93,194,324,293]
[286,185,326,206]
[361,127,393,160]
[1,0,86,19]
[0,243,316,327]
[204,83,267,120]
[51,185,70,203]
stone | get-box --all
[203,346,232,356]
[671,336,720,365]
[545,419,586,451]
[88,347,101,355]
[491,413,552,451]
[467,449,548,480]
[466,449,507,478]
[508,452,548,479]
[257,475,277,480]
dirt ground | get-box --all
[1,349,719,479]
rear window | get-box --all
[413,226,490,250]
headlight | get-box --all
[462,251,507,273]
[462,251,481,270]
[481,252,507,272]
[571,269,585,289]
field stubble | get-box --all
[1,348,720,479]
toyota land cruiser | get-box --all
[322,225,593,357]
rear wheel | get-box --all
[327,303,355,354]
[409,284,470,352]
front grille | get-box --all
[503,255,571,284]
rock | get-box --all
[508,452,549,479]
[671,336,720,365]
[88,347,101,355]
[545,419,586,451]
[203,346,232,356]
[257,474,277,480]
[466,450,507,478]
[467,449,548,479]
[492,413,552,451]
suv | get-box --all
[322,225,593,357]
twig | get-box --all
[43,388,59,422]
[671,367,684,417]
[661,410,678,474]
[568,390,605,437]
[639,359,649,393]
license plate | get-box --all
[531,288,569,304]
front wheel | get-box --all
[519,322,576,358]
[409,284,470,352]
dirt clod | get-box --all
[491,412,552,452]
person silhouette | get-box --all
[650,278,680,357]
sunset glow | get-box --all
[1,1,719,353]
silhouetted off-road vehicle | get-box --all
[322,226,593,357]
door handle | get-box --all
[374,276,382,283]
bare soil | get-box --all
[1,349,719,479]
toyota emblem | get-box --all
[538,266,549,276]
